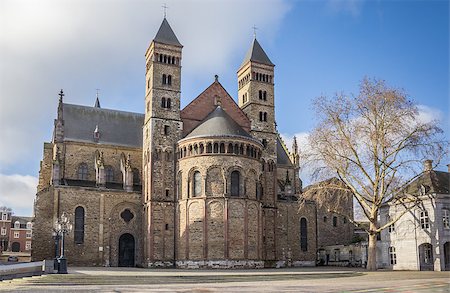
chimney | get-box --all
[424,160,433,172]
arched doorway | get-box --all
[118,233,135,267]
[444,242,450,271]
[11,242,20,252]
[418,243,434,271]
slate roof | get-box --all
[241,38,274,67]
[63,103,144,147]
[277,137,293,166]
[153,18,182,47]
[405,170,450,195]
[184,106,251,139]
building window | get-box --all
[231,170,240,196]
[389,246,397,265]
[193,171,202,197]
[165,189,169,197]
[162,74,167,85]
[323,216,327,223]
[26,222,32,229]
[443,209,450,229]
[164,125,170,135]
[388,223,395,233]
[423,243,433,264]
[1,213,7,221]
[167,75,172,85]
[0,227,6,236]
[25,241,31,250]
[26,232,32,238]
[74,206,85,244]
[105,166,114,182]
[334,249,340,261]
[343,217,347,224]
[420,210,430,229]
[333,216,337,227]
[300,218,308,252]
[165,223,169,230]
[14,231,19,238]
[259,90,263,100]
[14,221,20,229]
[77,163,88,180]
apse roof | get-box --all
[184,106,251,139]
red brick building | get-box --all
[8,216,33,253]
[0,210,12,251]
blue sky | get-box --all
[0,0,448,216]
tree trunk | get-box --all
[367,221,378,271]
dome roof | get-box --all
[184,106,251,139]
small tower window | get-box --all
[166,98,171,108]
[263,112,267,122]
[161,97,166,108]
[164,125,170,135]
[333,216,338,227]
[193,171,202,197]
[167,75,172,85]
[78,163,88,180]
[263,91,267,101]
[259,90,263,100]
[162,74,167,85]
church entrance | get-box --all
[118,233,135,267]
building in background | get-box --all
[379,162,450,271]
[0,209,12,252]
[9,216,33,253]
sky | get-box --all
[0,0,448,216]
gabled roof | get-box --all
[180,79,251,137]
[63,103,144,147]
[241,38,274,67]
[153,18,182,47]
[185,106,251,139]
[405,170,450,195]
[276,137,293,166]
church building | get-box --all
[33,18,351,268]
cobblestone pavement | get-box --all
[0,267,449,292]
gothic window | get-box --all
[231,171,240,196]
[167,75,172,85]
[389,246,397,265]
[193,171,202,197]
[162,74,167,85]
[77,163,88,180]
[132,168,140,184]
[420,210,430,229]
[333,216,338,227]
[300,217,308,252]
[74,206,85,244]
[105,166,114,182]
[443,209,450,229]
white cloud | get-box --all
[417,104,443,124]
[0,174,37,216]
[0,0,291,170]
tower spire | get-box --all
[94,89,101,108]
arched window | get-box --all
[26,222,32,229]
[219,143,225,153]
[167,98,171,109]
[167,75,172,85]
[259,112,263,121]
[78,163,88,180]
[213,143,219,153]
[300,218,308,251]
[231,171,240,196]
[259,90,263,100]
[263,112,267,122]
[105,166,114,182]
[263,91,267,101]
[14,221,20,229]
[333,216,338,227]
[74,206,85,244]
[162,74,167,85]
[193,171,202,197]
[206,143,212,153]
[161,97,166,108]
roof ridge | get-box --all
[63,103,144,117]
[277,133,294,165]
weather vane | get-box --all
[162,3,168,18]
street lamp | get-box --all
[54,212,73,274]
[51,229,60,271]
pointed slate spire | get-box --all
[94,97,101,108]
[241,38,273,67]
[153,18,182,47]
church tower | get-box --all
[238,38,278,260]
[143,18,183,267]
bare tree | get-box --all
[303,77,447,270]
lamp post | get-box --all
[51,229,60,271]
[54,212,72,274]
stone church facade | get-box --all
[33,18,350,268]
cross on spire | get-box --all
[162,3,168,18]
[58,89,64,102]
[252,25,258,38]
